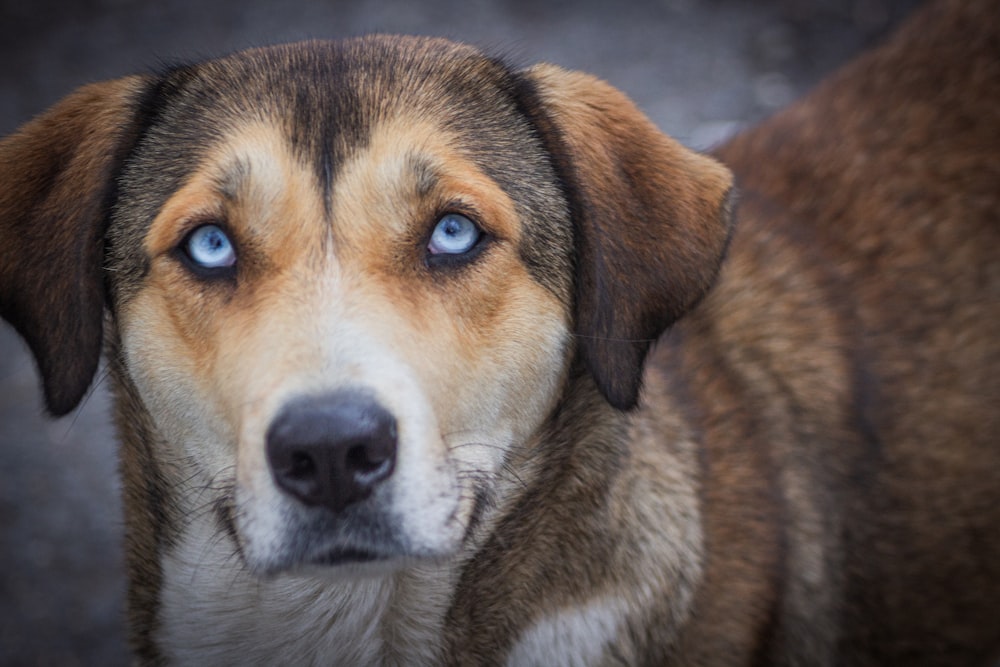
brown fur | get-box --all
[0,1,998,664]
[701,0,1000,660]
[0,75,150,414]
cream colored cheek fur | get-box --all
[414,293,573,501]
[119,297,238,491]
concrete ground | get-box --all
[0,0,919,663]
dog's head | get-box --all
[0,36,731,575]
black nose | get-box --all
[266,391,397,514]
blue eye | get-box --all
[428,214,481,256]
[185,224,236,270]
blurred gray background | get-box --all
[1,0,920,664]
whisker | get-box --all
[59,364,113,440]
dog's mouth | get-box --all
[310,546,385,566]
[220,486,424,575]
[241,529,402,577]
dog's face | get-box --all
[0,36,732,577]
[111,39,576,573]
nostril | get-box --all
[347,444,379,472]
[269,448,323,504]
[346,439,394,484]
[290,451,317,479]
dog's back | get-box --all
[658,0,1000,662]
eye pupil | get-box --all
[204,231,223,251]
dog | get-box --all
[1,0,998,663]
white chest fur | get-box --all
[504,596,636,667]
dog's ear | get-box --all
[0,76,150,416]
[520,65,734,410]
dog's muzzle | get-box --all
[266,391,397,514]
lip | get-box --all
[310,547,385,566]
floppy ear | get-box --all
[0,76,150,416]
[520,65,734,410]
